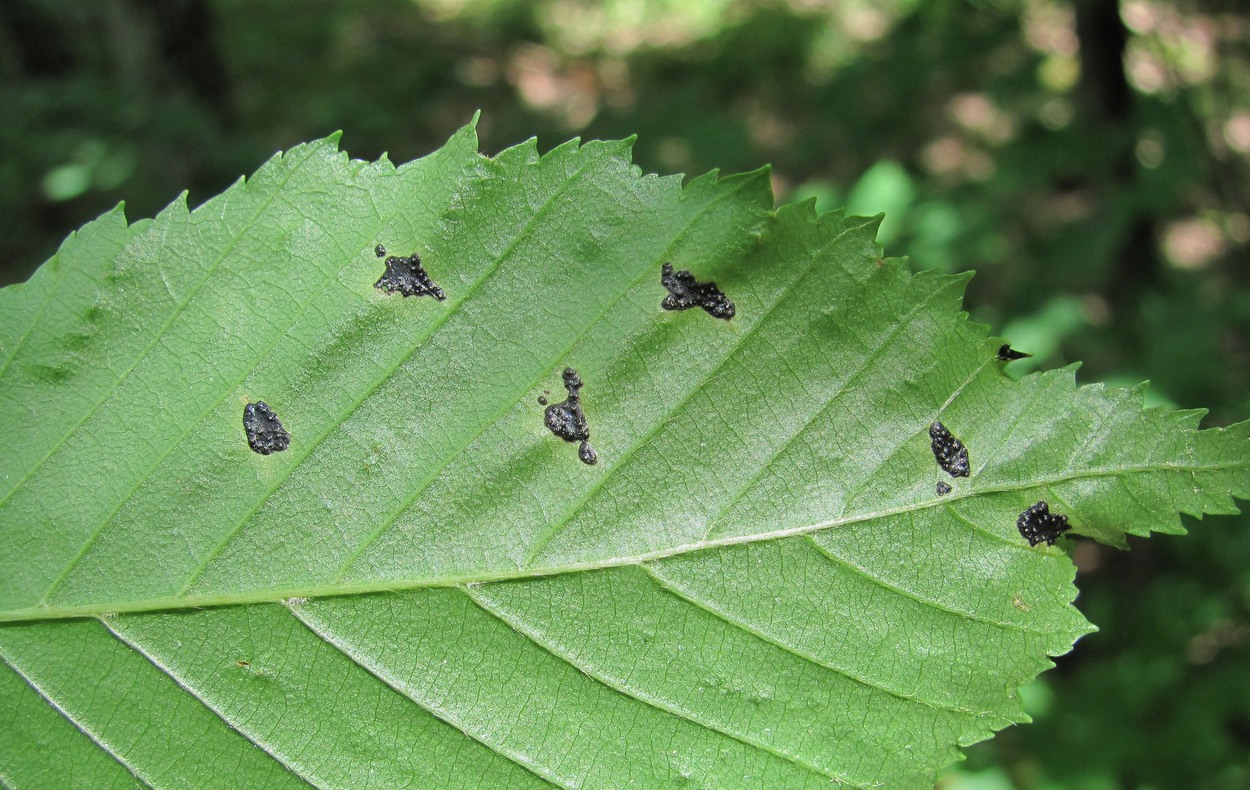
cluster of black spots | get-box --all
[543,368,597,465]
[243,402,290,455]
[936,480,952,496]
[660,263,735,320]
[373,245,445,300]
[1017,501,1071,546]
[997,343,1031,362]
[929,422,970,478]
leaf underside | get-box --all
[1,120,1247,789]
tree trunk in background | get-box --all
[1073,0,1160,314]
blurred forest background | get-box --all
[1,0,1248,786]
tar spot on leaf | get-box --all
[374,245,445,300]
[660,262,735,320]
[544,368,597,465]
[1017,501,1071,546]
[929,422,970,478]
[243,402,290,455]
[537,395,548,406]
[936,480,952,496]
[997,343,1032,361]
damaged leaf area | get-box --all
[242,401,290,455]
[660,261,736,319]
[543,368,597,465]
[1,120,1248,790]
[373,244,446,300]
[929,421,970,478]
[1017,501,1072,547]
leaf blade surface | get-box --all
[1,125,1247,789]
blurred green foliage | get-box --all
[1,0,1248,786]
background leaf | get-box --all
[1,125,1247,788]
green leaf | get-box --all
[1,121,1247,789]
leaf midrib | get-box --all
[3,458,1239,624]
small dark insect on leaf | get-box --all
[236,660,251,668]
[660,262,735,320]
[929,422,970,478]
[997,343,1032,361]
[1017,500,1071,546]
[537,395,548,406]
[544,368,597,465]
[936,480,952,496]
[243,401,290,455]
[374,246,446,300]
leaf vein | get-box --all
[0,275,58,382]
[176,152,605,597]
[803,536,1049,636]
[461,585,863,787]
[0,144,321,512]
[705,283,950,539]
[42,246,403,605]
[638,563,994,718]
[331,171,764,582]
[521,216,882,567]
[942,503,1033,550]
[2,459,1245,623]
[0,648,155,789]
[282,602,568,790]
[96,617,322,790]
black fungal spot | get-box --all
[544,368,597,465]
[929,422,970,478]
[1017,501,1071,546]
[997,343,1032,361]
[374,247,446,300]
[243,402,290,455]
[660,262,735,320]
[936,480,952,496]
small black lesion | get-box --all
[929,422,970,478]
[997,343,1032,361]
[1017,500,1071,546]
[543,368,597,465]
[936,480,952,496]
[373,244,445,300]
[243,401,290,455]
[660,262,735,320]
